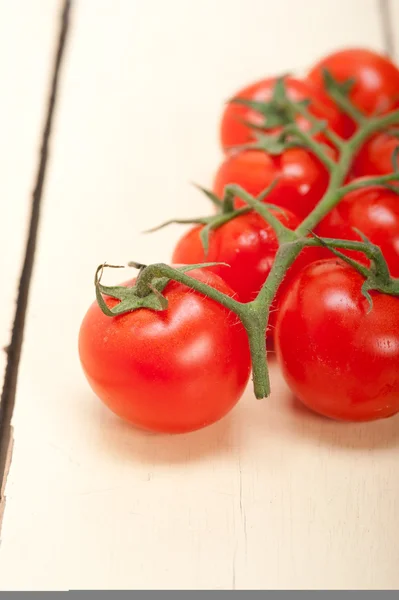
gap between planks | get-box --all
[378,0,396,57]
[0,0,72,528]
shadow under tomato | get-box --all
[83,362,399,466]
[281,389,399,451]
[86,390,247,466]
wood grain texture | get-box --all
[0,0,67,508]
[387,0,399,59]
[0,1,64,410]
[1,0,398,590]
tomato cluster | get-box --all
[79,48,399,433]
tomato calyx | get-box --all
[230,130,312,155]
[229,75,347,157]
[321,69,365,125]
[95,262,169,315]
[147,182,284,254]
[90,65,399,402]
[223,183,298,244]
[322,69,355,98]
[309,231,399,309]
[230,76,332,147]
[231,77,311,132]
[95,261,228,317]
[228,96,336,172]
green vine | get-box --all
[95,77,399,400]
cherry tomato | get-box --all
[172,210,325,341]
[307,48,399,117]
[213,148,330,219]
[220,76,347,151]
[317,182,399,276]
[275,259,399,421]
[79,269,251,433]
[172,209,299,302]
[353,131,399,176]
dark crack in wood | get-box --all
[0,0,72,523]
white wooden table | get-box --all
[1,0,398,591]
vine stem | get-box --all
[133,263,243,313]
[323,83,366,125]
[96,96,399,400]
[297,109,399,234]
[337,173,399,196]
[284,123,336,170]
[131,262,272,398]
[224,184,297,244]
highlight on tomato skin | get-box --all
[274,259,399,422]
[219,75,348,151]
[80,45,399,431]
[353,132,399,177]
[213,148,331,219]
[171,209,327,302]
[171,208,327,340]
[307,47,399,118]
[172,208,300,304]
[316,181,399,277]
[78,269,251,434]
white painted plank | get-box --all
[389,0,399,61]
[0,3,63,405]
[1,0,398,591]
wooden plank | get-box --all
[0,1,64,401]
[0,2,66,497]
[386,0,399,59]
[1,0,397,590]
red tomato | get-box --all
[79,269,251,433]
[220,76,347,151]
[307,48,399,117]
[353,131,399,176]
[275,259,399,421]
[213,148,330,219]
[317,182,399,276]
[172,210,325,341]
[172,209,299,302]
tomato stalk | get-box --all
[222,184,297,244]
[132,262,242,313]
[283,123,336,170]
[298,108,399,234]
[95,81,399,400]
[320,70,366,126]
[146,181,283,255]
[133,262,273,399]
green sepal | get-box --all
[230,76,311,131]
[95,262,227,317]
[321,69,355,97]
[233,131,297,155]
[309,230,399,311]
[191,183,223,209]
[146,179,285,257]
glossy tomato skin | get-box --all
[172,210,299,303]
[317,183,399,277]
[353,132,399,176]
[275,260,399,422]
[79,269,251,434]
[172,210,326,342]
[307,48,399,117]
[213,148,330,219]
[220,76,347,151]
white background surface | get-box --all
[0,0,398,590]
